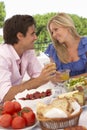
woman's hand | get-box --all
[51,69,70,83]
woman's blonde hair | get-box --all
[47,13,80,63]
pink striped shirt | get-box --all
[0,44,42,102]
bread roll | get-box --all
[51,97,70,114]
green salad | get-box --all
[65,76,87,91]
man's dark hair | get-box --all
[3,14,36,45]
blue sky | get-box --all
[0,0,87,19]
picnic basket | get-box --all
[37,108,82,130]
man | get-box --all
[0,14,56,103]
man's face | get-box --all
[20,25,37,50]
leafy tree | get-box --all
[34,13,56,43]
[0,2,6,28]
[70,14,83,35]
[80,17,87,36]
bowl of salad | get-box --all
[64,76,87,98]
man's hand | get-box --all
[39,62,56,84]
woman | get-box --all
[45,12,87,77]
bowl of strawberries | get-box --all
[15,88,55,111]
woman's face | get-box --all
[50,22,69,44]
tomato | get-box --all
[22,109,35,126]
[3,101,15,114]
[0,105,3,115]
[22,106,33,112]
[0,114,12,128]
[11,116,26,129]
[0,110,6,115]
[0,105,2,111]
[12,112,18,118]
[12,101,21,112]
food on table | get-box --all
[65,76,87,102]
[2,101,21,114]
[52,98,72,114]
[19,89,52,100]
[36,97,81,118]
[12,116,26,129]
[0,101,36,129]
[65,76,87,91]
[21,107,35,126]
[0,114,12,128]
[72,91,85,106]
[58,90,85,106]
[36,97,82,130]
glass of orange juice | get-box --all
[59,69,70,81]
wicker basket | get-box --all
[37,109,82,130]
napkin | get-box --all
[44,108,68,118]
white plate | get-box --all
[15,82,55,111]
[0,120,39,130]
[22,120,39,130]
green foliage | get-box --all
[80,17,87,36]
[70,14,83,34]
[34,13,56,43]
[0,2,6,28]
[0,35,3,44]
